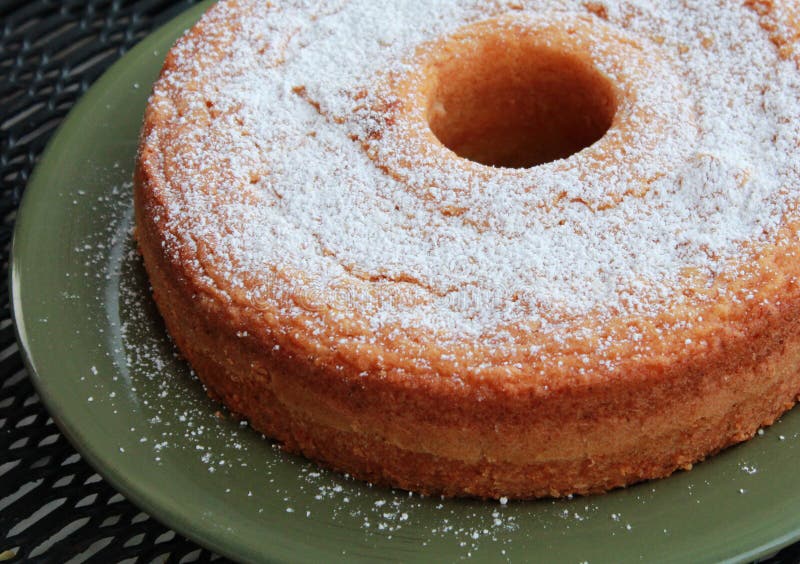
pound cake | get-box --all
[134,0,800,498]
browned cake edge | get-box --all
[134,162,800,498]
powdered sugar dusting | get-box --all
[142,0,800,353]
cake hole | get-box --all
[427,39,618,168]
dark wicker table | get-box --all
[0,1,799,562]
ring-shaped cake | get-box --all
[135,0,800,497]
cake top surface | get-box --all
[142,0,800,364]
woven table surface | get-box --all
[1,1,800,562]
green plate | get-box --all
[10,3,800,562]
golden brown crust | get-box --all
[136,183,800,497]
[134,2,800,498]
